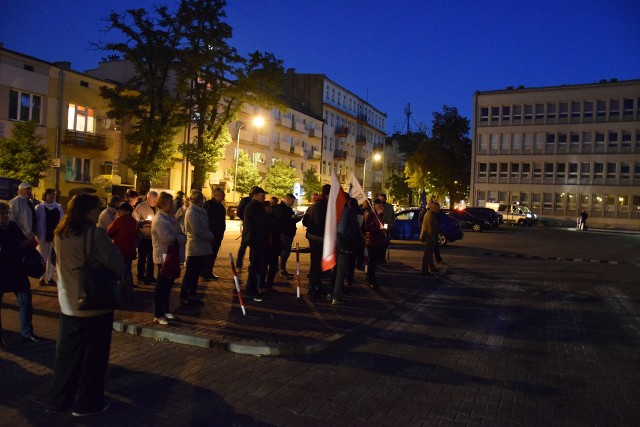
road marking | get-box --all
[481,252,627,265]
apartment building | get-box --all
[282,73,389,195]
[471,79,640,230]
[0,46,133,206]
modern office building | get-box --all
[282,73,389,195]
[471,79,640,230]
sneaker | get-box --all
[164,313,176,320]
[72,401,111,417]
[332,298,344,305]
[153,317,168,325]
[252,294,263,302]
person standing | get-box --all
[172,191,185,214]
[124,190,139,208]
[97,195,121,230]
[49,194,126,416]
[364,199,387,290]
[263,201,279,291]
[107,202,138,298]
[379,194,395,264]
[243,187,270,301]
[201,187,226,281]
[151,192,186,325]
[420,200,441,275]
[273,193,301,279]
[306,184,331,298]
[0,200,41,347]
[35,188,64,286]
[330,196,362,304]
[133,191,158,285]
[579,210,589,230]
[235,188,256,272]
[10,182,37,243]
[181,190,213,306]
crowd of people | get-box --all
[0,179,448,417]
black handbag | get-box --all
[24,244,46,279]
[77,227,122,311]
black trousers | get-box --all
[182,255,206,300]
[201,235,223,277]
[154,267,174,318]
[246,244,266,296]
[265,242,282,288]
[49,311,114,413]
[422,242,437,272]
[236,234,248,268]
[136,239,155,282]
[366,246,385,286]
[308,239,324,295]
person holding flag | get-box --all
[364,199,387,290]
[306,184,331,299]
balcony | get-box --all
[293,121,306,133]
[275,142,291,154]
[357,113,367,123]
[291,146,305,157]
[276,116,292,128]
[309,128,321,139]
[255,134,270,148]
[307,151,321,160]
[373,143,384,152]
[356,134,366,145]
[63,130,107,150]
[335,126,349,137]
[355,156,365,165]
[334,149,347,160]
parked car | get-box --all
[226,205,238,220]
[443,209,492,232]
[390,209,464,246]
[464,207,502,229]
[0,177,21,201]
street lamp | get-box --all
[362,152,381,198]
[233,116,265,204]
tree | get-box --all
[176,0,285,190]
[386,174,413,205]
[227,150,260,197]
[404,106,471,208]
[98,6,189,194]
[0,121,52,185]
[302,167,321,202]
[264,160,297,198]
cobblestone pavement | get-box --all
[1,226,640,426]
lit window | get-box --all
[8,89,42,123]
[65,157,91,182]
[67,103,95,133]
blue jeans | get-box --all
[16,291,34,337]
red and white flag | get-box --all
[321,172,348,271]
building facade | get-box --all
[471,79,640,230]
[282,73,389,195]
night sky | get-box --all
[2,0,639,134]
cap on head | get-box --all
[251,186,267,195]
[18,182,32,190]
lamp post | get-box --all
[233,116,264,204]
[362,152,381,199]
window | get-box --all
[621,163,630,180]
[581,162,590,179]
[535,104,544,119]
[596,100,606,117]
[500,134,509,151]
[480,107,489,122]
[531,192,541,209]
[583,101,593,118]
[510,163,520,179]
[522,163,531,179]
[559,102,568,119]
[547,103,556,119]
[8,90,42,123]
[478,163,487,179]
[609,99,620,117]
[65,157,91,182]
[608,131,619,150]
[500,163,508,179]
[524,104,533,120]
[478,134,488,151]
[570,133,580,144]
[254,152,266,164]
[570,101,580,118]
[512,133,522,150]
[533,163,542,179]
[558,133,567,144]
[534,133,544,150]
[619,195,629,212]
[546,133,556,145]
[594,162,604,179]
[502,106,511,121]
[523,133,533,150]
[513,105,522,120]
[593,193,603,211]
[622,131,632,148]
[606,163,616,179]
[544,163,554,179]
[636,164,640,180]
[623,99,633,116]
[555,192,566,209]
[100,161,113,175]
[491,107,499,121]
[569,163,578,179]
[568,193,577,210]
[489,163,497,178]
[556,163,566,179]
[490,134,499,150]
[67,104,95,133]
[322,161,326,175]
[543,193,553,209]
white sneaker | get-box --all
[153,317,168,325]
[164,313,176,320]
[72,401,111,417]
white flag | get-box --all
[321,172,347,271]
[348,172,366,204]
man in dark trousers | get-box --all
[243,187,270,301]
[235,186,258,271]
[201,187,227,281]
[305,184,331,298]
[273,193,301,279]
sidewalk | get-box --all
[3,249,429,357]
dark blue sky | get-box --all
[2,0,639,134]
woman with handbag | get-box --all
[0,200,41,347]
[151,192,186,325]
[49,194,125,417]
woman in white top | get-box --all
[49,193,125,417]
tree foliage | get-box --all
[0,121,52,185]
[264,161,297,198]
[226,150,260,196]
[386,174,413,205]
[404,106,471,207]
[302,167,321,202]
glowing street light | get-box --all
[363,152,382,198]
[233,116,264,204]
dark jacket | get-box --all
[236,196,251,221]
[273,202,300,238]
[0,221,31,293]
[364,211,386,248]
[203,198,227,239]
[306,195,328,239]
[243,199,270,246]
[337,205,363,252]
